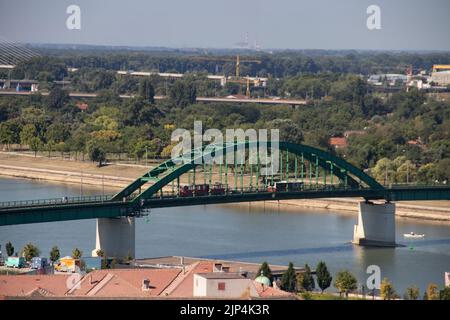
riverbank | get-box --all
[1,152,449,223]
[228,198,450,223]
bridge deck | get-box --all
[1,186,449,226]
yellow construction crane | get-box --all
[432,65,450,73]
[224,76,253,97]
[189,55,261,78]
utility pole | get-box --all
[407,163,410,184]
[385,165,388,186]
[80,170,83,197]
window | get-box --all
[218,282,226,291]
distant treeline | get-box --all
[9,47,450,80]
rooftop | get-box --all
[195,272,247,280]
[0,258,296,300]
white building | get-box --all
[193,272,258,298]
[368,74,408,86]
[431,71,450,86]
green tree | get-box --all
[440,286,450,300]
[29,137,43,157]
[49,246,60,263]
[133,139,149,161]
[257,261,273,284]
[72,247,83,259]
[139,78,155,103]
[371,158,395,185]
[45,123,70,143]
[316,261,332,293]
[87,144,106,167]
[95,249,105,258]
[297,264,315,292]
[169,80,197,108]
[404,286,420,300]
[425,283,439,300]
[396,160,417,184]
[280,262,297,292]
[435,159,450,182]
[0,120,21,148]
[333,270,358,298]
[21,243,41,261]
[380,278,396,300]
[101,256,109,269]
[267,119,303,144]
[47,87,69,110]
[45,140,55,158]
[19,123,37,146]
[5,241,14,256]
[417,163,436,184]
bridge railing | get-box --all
[387,184,449,189]
[0,194,114,209]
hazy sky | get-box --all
[1,0,449,50]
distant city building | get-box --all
[368,74,408,86]
[406,79,431,90]
[431,71,450,86]
[445,272,450,287]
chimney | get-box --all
[213,263,223,273]
[142,278,150,291]
[180,256,184,265]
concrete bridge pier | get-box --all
[91,217,135,260]
[353,201,396,247]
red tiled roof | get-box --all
[407,139,421,145]
[329,137,348,147]
[252,281,292,298]
[167,261,213,297]
[0,275,71,297]
[69,269,181,297]
[76,103,88,110]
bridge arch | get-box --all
[113,141,385,203]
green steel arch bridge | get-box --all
[1,141,449,227]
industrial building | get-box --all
[431,70,450,86]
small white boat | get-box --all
[403,232,425,239]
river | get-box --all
[0,177,449,294]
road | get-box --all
[0,90,307,106]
